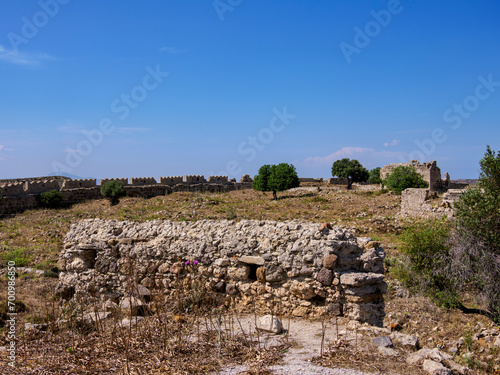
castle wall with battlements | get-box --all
[0,175,255,215]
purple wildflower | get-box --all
[184,261,190,265]
[194,260,199,265]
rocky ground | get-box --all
[0,185,499,373]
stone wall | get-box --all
[56,219,387,326]
[61,179,97,190]
[327,177,348,185]
[25,180,61,194]
[129,177,157,186]
[99,178,129,186]
[399,188,453,219]
[184,175,207,183]
[299,178,324,183]
[208,176,229,183]
[159,176,183,185]
[0,182,26,197]
[0,180,254,216]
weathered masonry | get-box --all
[56,219,387,326]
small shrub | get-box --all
[1,247,31,267]
[100,180,127,205]
[394,219,454,305]
[383,166,428,195]
[39,190,64,208]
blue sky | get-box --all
[0,0,499,180]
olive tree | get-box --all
[253,163,300,200]
[331,158,369,189]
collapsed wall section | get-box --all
[56,219,387,326]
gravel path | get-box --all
[215,317,377,375]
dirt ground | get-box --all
[1,185,499,373]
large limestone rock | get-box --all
[257,315,283,334]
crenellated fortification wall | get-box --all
[159,176,183,185]
[56,219,387,326]
[25,180,61,194]
[99,178,129,186]
[208,175,228,183]
[61,179,97,190]
[0,182,26,196]
[129,177,157,186]
[184,175,206,183]
[0,175,256,216]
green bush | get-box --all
[450,145,500,321]
[39,190,64,208]
[393,219,458,307]
[383,166,428,194]
[1,247,31,267]
[368,167,382,184]
[331,158,369,189]
[253,163,300,200]
[100,180,127,205]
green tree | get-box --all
[39,190,64,208]
[368,167,382,185]
[100,180,127,205]
[252,164,271,193]
[451,145,500,321]
[253,163,299,200]
[331,158,369,189]
[383,166,428,195]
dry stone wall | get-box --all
[399,188,454,218]
[56,219,387,326]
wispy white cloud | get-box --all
[383,139,400,148]
[0,45,54,66]
[159,46,187,54]
[299,147,407,170]
[0,145,4,151]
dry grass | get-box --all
[0,185,401,271]
[1,185,498,374]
